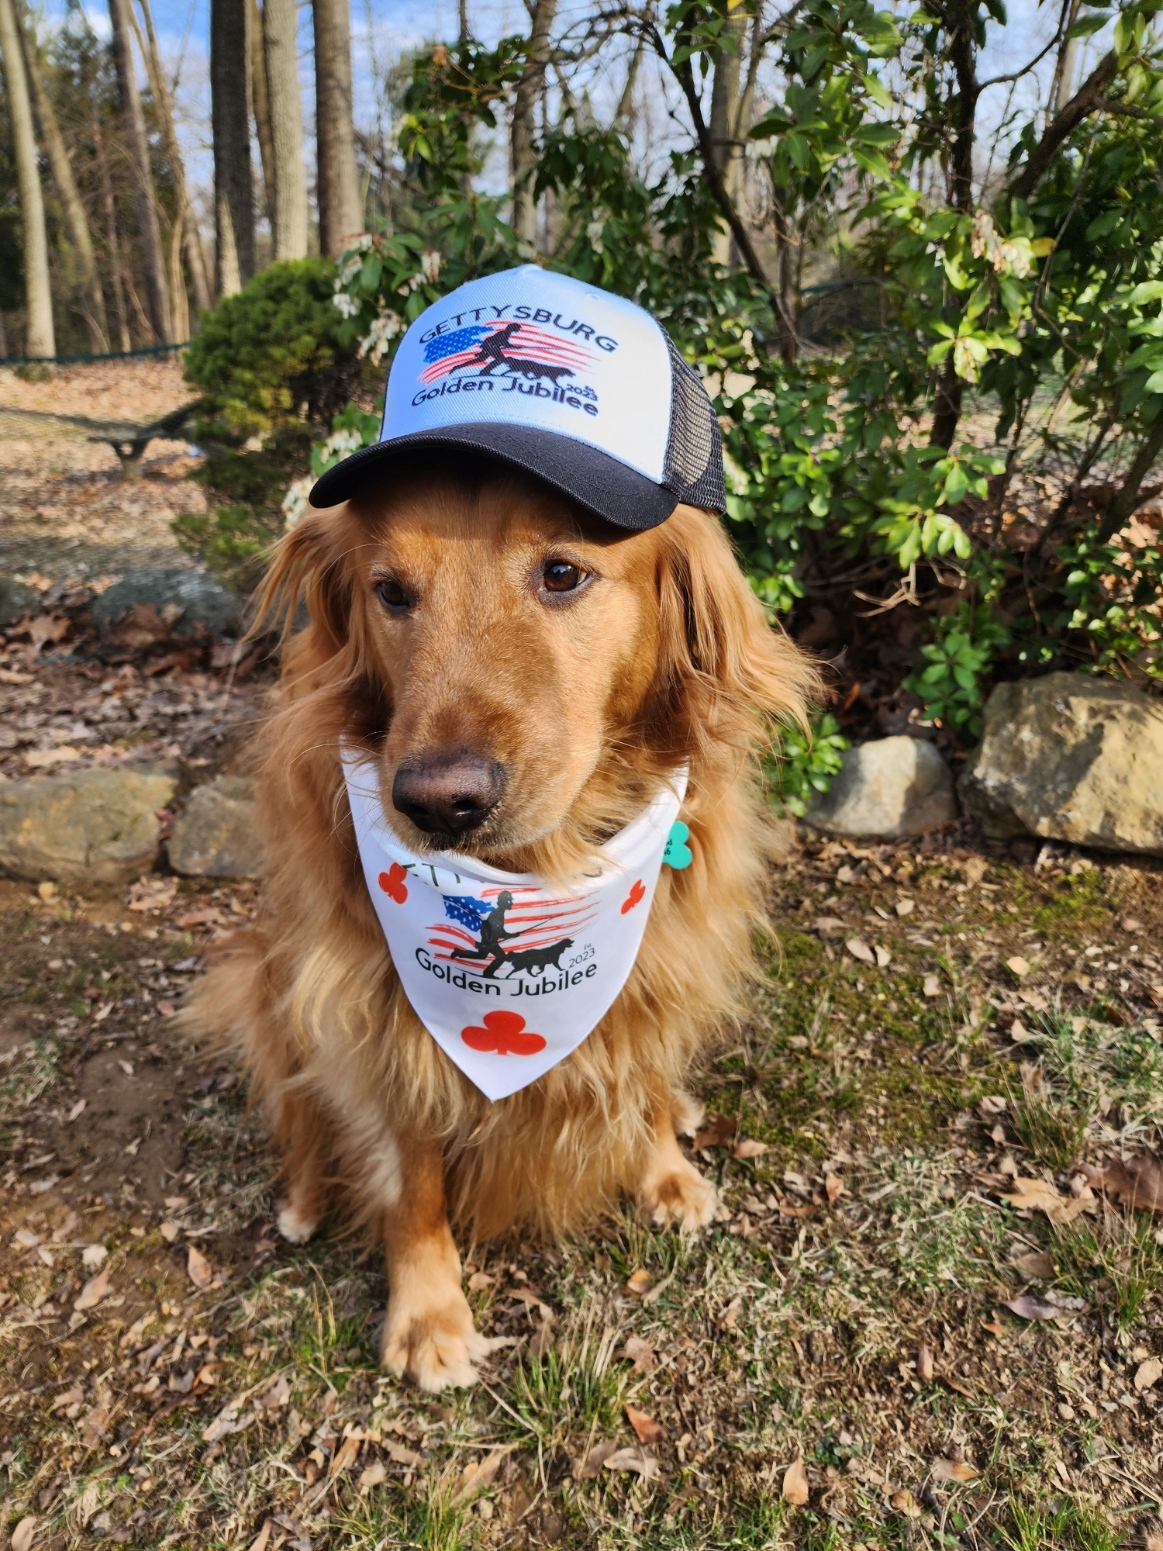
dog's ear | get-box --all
[250,509,356,660]
[653,505,817,758]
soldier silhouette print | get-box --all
[450,890,519,977]
[460,323,576,386]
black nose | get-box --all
[392,756,504,838]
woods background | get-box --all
[2,0,1163,779]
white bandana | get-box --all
[343,752,686,1101]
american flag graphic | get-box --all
[419,321,595,385]
[427,885,598,975]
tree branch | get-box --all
[1005,50,1117,204]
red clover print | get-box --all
[621,878,646,914]
[461,1010,547,1056]
[378,863,409,904]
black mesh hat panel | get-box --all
[661,333,727,514]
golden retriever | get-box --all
[188,456,813,1390]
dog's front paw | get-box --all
[639,1155,718,1233]
[276,1202,318,1244]
[381,1290,497,1391]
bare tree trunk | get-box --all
[1049,0,1083,114]
[0,0,55,362]
[613,31,645,129]
[211,0,255,294]
[708,6,747,267]
[108,0,173,342]
[1104,417,1163,534]
[313,0,361,255]
[510,0,556,247]
[263,0,309,259]
[134,0,213,315]
[18,3,108,351]
[92,105,131,350]
[249,0,276,228]
[930,0,979,450]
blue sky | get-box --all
[39,0,1105,219]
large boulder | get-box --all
[959,672,1163,855]
[92,567,243,641]
[0,575,40,627]
[168,776,262,879]
[0,767,176,884]
[804,735,957,839]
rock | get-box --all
[92,567,243,641]
[959,672,1163,855]
[0,767,175,884]
[168,776,262,878]
[804,735,957,839]
[0,574,40,627]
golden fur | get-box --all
[187,460,814,1389]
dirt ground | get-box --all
[0,359,202,585]
[2,362,1163,1551]
[2,822,1163,1551]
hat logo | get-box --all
[421,319,593,387]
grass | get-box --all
[2,846,1163,1549]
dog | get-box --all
[187,263,815,1392]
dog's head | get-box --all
[260,458,813,863]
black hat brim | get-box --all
[307,422,678,532]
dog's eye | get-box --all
[542,560,585,593]
[374,577,412,612]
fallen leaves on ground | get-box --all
[846,938,874,965]
[81,1243,107,1270]
[73,1265,110,1310]
[618,1335,657,1373]
[999,1175,1094,1226]
[692,1113,736,1149]
[1002,1292,1084,1322]
[1094,1152,1163,1215]
[1010,1248,1054,1278]
[603,1446,659,1479]
[733,1137,767,1159]
[186,1244,213,1288]
[574,1441,618,1479]
[625,1268,653,1297]
[923,974,941,997]
[1006,955,1031,977]
[782,1455,809,1505]
[917,1343,934,1382]
[1134,1357,1162,1392]
[625,1404,665,1446]
[932,1459,980,1483]
[452,1448,506,1504]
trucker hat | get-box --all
[309,265,725,530]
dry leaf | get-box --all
[917,1343,934,1382]
[25,746,81,769]
[255,1374,291,1410]
[693,1113,737,1149]
[246,1522,272,1551]
[329,1435,361,1478]
[186,1244,213,1289]
[1010,1249,1053,1278]
[825,1172,843,1204]
[932,1459,980,1483]
[1002,1294,1062,1321]
[11,1517,37,1551]
[80,1401,110,1446]
[846,938,874,965]
[81,1244,107,1271]
[812,917,847,939]
[201,1401,256,1443]
[874,944,891,968]
[625,1404,665,1446]
[782,1455,809,1505]
[74,1266,110,1311]
[620,1335,657,1373]
[196,1363,220,1387]
[530,1318,555,1359]
[1000,1176,1093,1226]
[1006,955,1030,978]
[160,1221,180,1243]
[891,1488,922,1518]
[1133,1356,1162,1392]
[733,1138,768,1159]
[453,1448,505,1504]
[467,1270,495,1291]
[65,1098,86,1122]
[895,897,915,916]
[626,1268,653,1296]
[1099,1153,1163,1215]
[603,1446,659,1479]
[923,974,941,997]
[358,1462,386,1490]
[575,1440,618,1479]
[385,1441,425,1468]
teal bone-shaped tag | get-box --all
[663,820,692,869]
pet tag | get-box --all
[663,820,692,868]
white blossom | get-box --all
[282,476,313,531]
[359,308,404,365]
[332,291,362,319]
[420,249,442,283]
